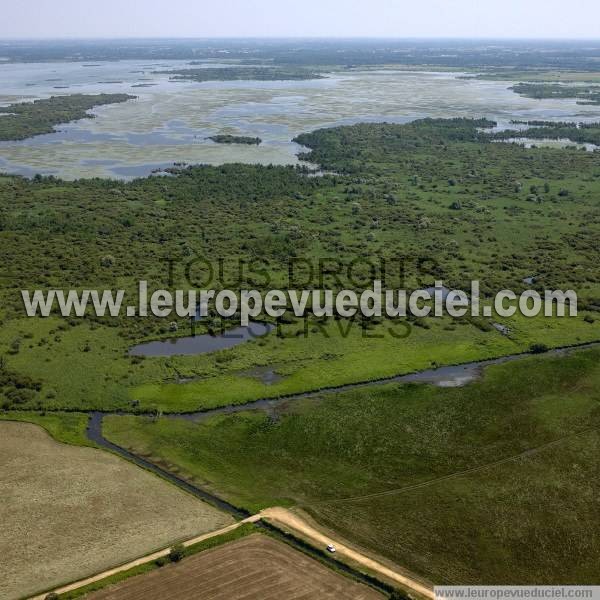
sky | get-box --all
[1,0,599,39]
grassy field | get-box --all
[0,410,94,445]
[129,310,600,412]
[314,428,600,585]
[104,347,600,584]
[0,422,233,600]
[87,534,384,600]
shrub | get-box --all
[169,543,186,563]
[100,255,115,267]
[530,343,549,354]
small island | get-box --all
[207,134,262,145]
[156,66,325,83]
[0,93,136,141]
[511,82,600,105]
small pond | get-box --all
[129,321,273,357]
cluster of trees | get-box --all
[495,121,600,146]
[0,94,135,141]
[511,83,600,105]
[295,118,497,173]
[0,355,43,408]
[157,66,324,82]
[208,135,262,145]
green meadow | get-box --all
[104,346,600,584]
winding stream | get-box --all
[81,339,600,516]
[96,340,600,422]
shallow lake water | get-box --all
[129,321,273,357]
[2,60,600,179]
[496,137,599,151]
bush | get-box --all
[45,594,59,600]
[100,255,115,267]
[169,543,186,563]
[530,343,549,354]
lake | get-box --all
[2,60,600,179]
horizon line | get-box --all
[2,35,600,42]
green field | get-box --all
[104,346,600,584]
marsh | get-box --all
[2,61,600,179]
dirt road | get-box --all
[29,516,261,600]
[30,508,433,600]
[260,507,435,599]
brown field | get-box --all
[88,534,384,600]
[0,422,233,600]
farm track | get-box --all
[27,519,261,600]
[79,535,386,600]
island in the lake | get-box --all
[0,93,136,141]
[510,82,600,105]
[207,134,262,145]
[156,66,325,82]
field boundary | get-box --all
[86,412,251,519]
[27,518,261,600]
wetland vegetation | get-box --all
[494,120,600,146]
[208,134,262,145]
[511,82,600,105]
[4,39,600,71]
[0,93,135,141]
[157,66,325,82]
[0,117,599,413]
